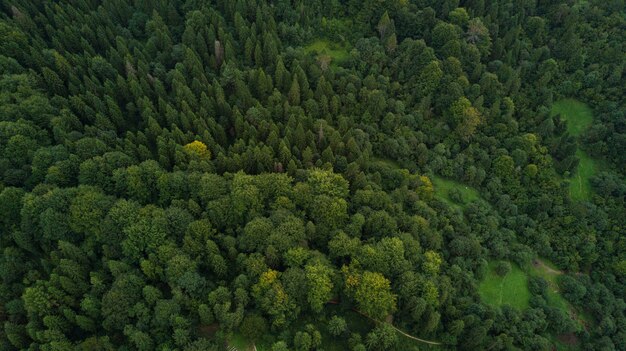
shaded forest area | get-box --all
[0,1,624,350]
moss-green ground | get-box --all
[530,259,571,317]
[479,261,530,310]
[229,332,252,350]
[304,39,350,64]
[479,259,586,323]
[371,157,482,210]
[550,99,597,201]
[569,149,595,201]
[432,176,481,208]
[532,259,587,350]
[551,99,593,137]
[478,259,587,350]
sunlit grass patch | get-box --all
[479,261,530,310]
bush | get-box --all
[449,188,464,204]
[240,314,268,342]
[328,316,347,336]
[495,261,512,277]
[271,341,289,351]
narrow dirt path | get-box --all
[327,300,442,346]
[533,259,563,275]
[351,308,443,346]
[392,325,443,346]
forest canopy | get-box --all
[0,1,624,351]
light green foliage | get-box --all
[69,187,114,236]
[271,341,289,351]
[308,169,350,198]
[353,271,397,320]
[449,8,469,26]
[493,155,515,180]
[305,263,334,313]
[328,231,360,259]
[328,315,347,336]
[121,205,168,260]
[365,323,398,350]
[22,283,53,317]
[307,169,350,230]
[285,247,310,267]
[229,332,251,350]
[449,97,482,140]
[252,270,295,328]
[240,314,267,342]
[418,61,443,97]
[423,250,442,275]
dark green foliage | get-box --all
[495,261,512,277]
[0,1,624,350]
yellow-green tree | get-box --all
[183,140,211,159]
[449,97,482,141]
[345,269,397,320]
[416,175,434,201]
[305,263,334,313]
[252,270,295,328]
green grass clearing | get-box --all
[372,156,402,169]
[479,261,530,310]
[432,176,481,208]
[550,99,593,137]
[229,332,252,350]
[551,99,597,201]
[304,39,350,64]
[530,259,570,314]
[477,258,589,349]
[530,259,587,350]
[369,159,482,209]
[530,259,588,333]
[530,258,561,282]
[569,149,595,201]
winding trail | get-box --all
[350,308,443,346]
[534,258,584,276]
[326,300,442,346]
[533,259,563,275]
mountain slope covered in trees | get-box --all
[0,1,624,350]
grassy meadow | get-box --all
[551,99,593,137]
[432,176,481,208]
[479,261,530,310]
[304,39,350,64]
[551,99,597,201]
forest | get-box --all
[0,0,624,350]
